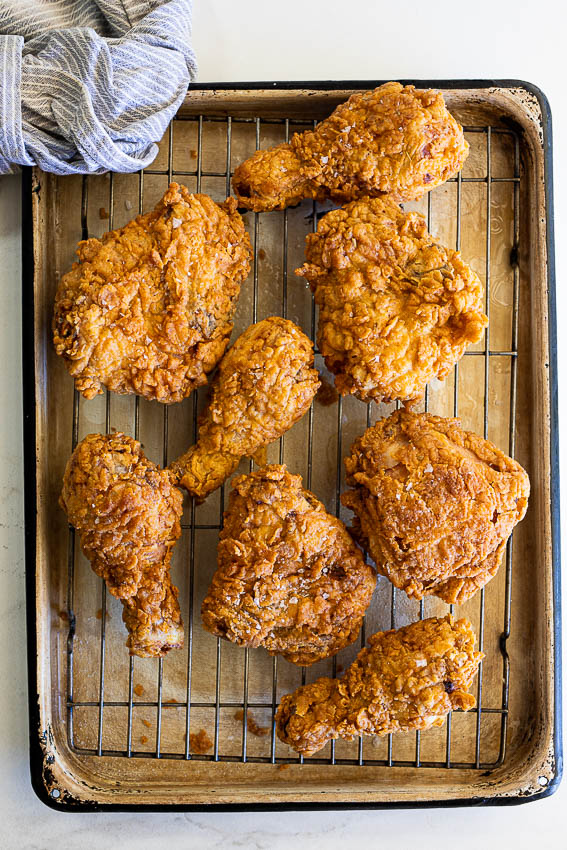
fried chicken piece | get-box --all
[201,465,376,665]
[276,615,483,756]
[170,318,320,501]
[296,198,487,404]
[53,184,252,403]
[342,410,530,604]
[232,83,468,212]
[60,433,184,657]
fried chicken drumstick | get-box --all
[61,433,184,657]
[276,616,483,756]
[170,317,320,501]
[232,83,468,212]
[53,184,252,403]
[296,198,487,404]
[342,410,530,604]
[201,465,376,665]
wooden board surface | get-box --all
[29,84,558,807]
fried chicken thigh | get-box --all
[201,465,376,665]
[232,83,468,212]
[296,198,487,404]
[170,317,320,501]
[60,433,184,657]
[53,184,252,403]
[276,615,482,756]
[342,410,530,604]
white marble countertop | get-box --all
[1,1,565,846]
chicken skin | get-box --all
[60,433,184,657]
[296,198,487,404]
[342,410,530,604]
[232,83,468,212]
[201,465,376,665]
[170,317,320,501]
[53,184,252,403]
[276,615,482,756]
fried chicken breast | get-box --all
[170,317,320,501]
[232,83,468,212]
[342,410,530,604]
[276,615,482,756]
[60,433,184,657]
[201,465,376,665]
[296,198,487,404]
[53,184,252,403]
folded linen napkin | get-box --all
[0,0,197,174]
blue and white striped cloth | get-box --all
[0,0,197,174]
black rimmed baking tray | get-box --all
[23,80,561,810]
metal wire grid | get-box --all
[64,110,521,770]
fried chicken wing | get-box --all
[53,184,252,403]
[60,433,184,657]
[296,198,487,404]
[233,83,468,212]
[342,410,530,604]
[276,615,482,756]
[201,465,376,665]
[170,317,320,501]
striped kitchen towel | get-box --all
[0,0,197,174]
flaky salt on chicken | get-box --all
[342,410,530,604]
[53,184,252,403]
[201,465,376,665]
[60,433,184,657]
[170,317,320,501]
[232,83,468,212]
[276,615,482,756]
[296,198,488,405]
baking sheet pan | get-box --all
[24,80,561,809]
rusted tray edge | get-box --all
[24,79,561,811]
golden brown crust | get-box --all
[60,433,184,657]
[233,83,468,211]
[171,317,320,500]
[296,197,488,404]
[201,464,376,665]
[276,615,483,756]
[53,184,252,403]
[342,410,530,604]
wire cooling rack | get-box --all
[64,110,521,770]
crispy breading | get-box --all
[296,198,487,404]
[276,615,482,756]
[232,83,468,212]
[342,410,530,604]
[60,433,184,657]
[53,184,252,403]
[201,465,376,665]
[170,318,320,501]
